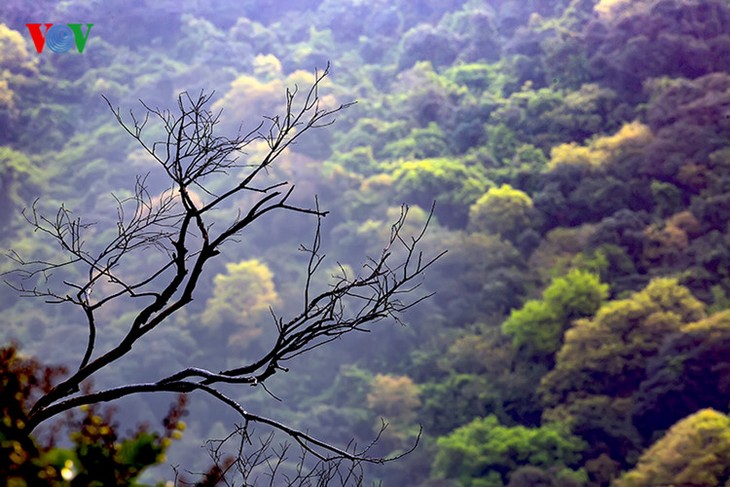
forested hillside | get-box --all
[1,0,729,485]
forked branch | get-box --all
[5,66,440,469]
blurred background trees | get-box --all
[2,0,730,484]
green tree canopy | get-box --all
[632,309,730,439]
[617,409,730,487]
[427,231,529,322]
[540,278,705,406]
[391,157,491,226]
[201,259,279,350]
[432,415,586,486]
[502,269,608,358]
[468,184,534,240]
[0,147,42,227]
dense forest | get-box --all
[1,0,730,485]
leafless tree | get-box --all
[175,422,400,487]
[4,66,442,476]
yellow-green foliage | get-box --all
[432,415,586,486]
[0,23,37,74]
[548,142,602,169]
[617,409,730,487]
[547,121,653,170]
[202,260,279,349]
[502,269,608,356]
[540,278,706,405]
[391,157,491,221]
[0,23,38,121]
[594,0,633,19]
[681,308,730,334]
[0,147,42,209]
[468,184,533,238]
[213,69,336,130]
[594,120,653,155]
[0,79,13,113]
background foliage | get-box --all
[1,0,729,485]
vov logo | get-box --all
[26,23,94,53]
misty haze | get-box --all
[1,0,729,486]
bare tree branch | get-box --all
[4,65,440,475]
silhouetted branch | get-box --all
[5,66,439,476]
[176,421,420,486]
